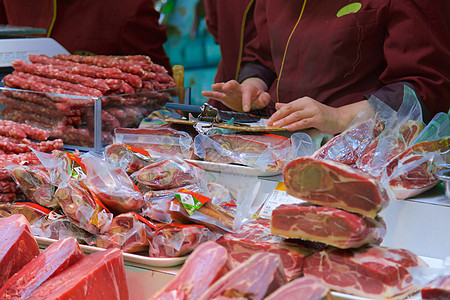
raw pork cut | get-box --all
[271,204,386,249]
[265,275,332,300]
[0,237,85,298]
[421,274,450,300]
[384,137,450,200]
[284,157,391,217]
[217,219,317,280]
[0,214,40,287]
[197,252,287,300]
[151,241,228,300]
[27,248,129,300]
[304,245,428,299]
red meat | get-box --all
[27,248,129,300]
[384,137,450,199]
[151,241,228,300]
[197,252,287,300]
[0,214,40,287]
[421,275,450,300]
[265,275,332,300]
[217,219,317,280]
[0,237,85,298]
[271,204,386,249]
[303,245,428,299]
[284,157,391,218]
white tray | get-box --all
[35,236,187,268]
[189,159,282,177]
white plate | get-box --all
[35,236,188,268]
[188,159,282,177]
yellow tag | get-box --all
[337,3,362,17]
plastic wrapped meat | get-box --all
[265,275,333,300]
[304,245,428,299]
[312,117,385,167]
[149,223,218,258]
[421,275,450,300]
[284,157,391,218]
[168,199,235,233]
[97,212,157,253]
[104,143,154,174]
[82,155,144,214]
[217,219,318,280]
[11,165,59,208]
[31,211,94,244]
[384,137,450,199]
[271,203,387,249]
[0,214,40,287]
[356,120,425,176]
[151,241,228,300]
[134,157,204,190]
[197,252,287,300]
[114,127,194,159]
[0,202,50,224]
[27,248,129,300]
[194,133,292,172]
[0,237,85,298]
[54,179,113,235]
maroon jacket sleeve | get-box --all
[203,0,218,42]
[239,0,276,88]
[372,0,450,119]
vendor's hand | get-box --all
[201,79,270,112]
[266,97,345,135]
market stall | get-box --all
[0,49,449,300]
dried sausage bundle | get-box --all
[2,53,177,147]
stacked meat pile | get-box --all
[1,54,176,147]
[0,119,63,203]
[0,214,128,299]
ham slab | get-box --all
[0,237,85,298]
[271,203,386,249]
[197,252,287,300]
[304,245,428,299]
[151,241,228,300]
[284,157,391,217]
[265,275,332,300]
[217,219,318,280]
[0,214,40,288]
[27,248,129,300]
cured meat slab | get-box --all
[284,157,391,217]
[27,248,129,300]
[304,245,428,299]
[217,219,317,280]
[384,137,450,200]
[0,214,40,287]
[265,275,332,300]
[151,241,228,300]
[0,237,85,299]
[271,204,386,249]
[197,252,287,300]
[421,275,450,300]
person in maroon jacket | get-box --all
[0,0,172,72]
[203,0,257,111]
[202,0,450,134]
